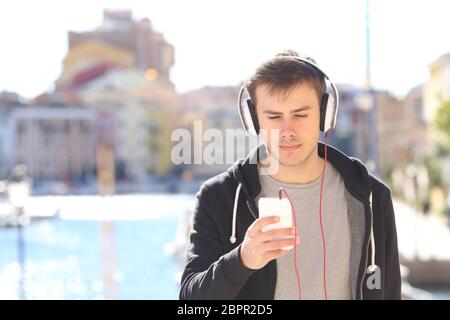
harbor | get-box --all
[1,192,448,299]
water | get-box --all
[1,193,449,300]
[0,194,196,299]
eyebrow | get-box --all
[262,106,311,115]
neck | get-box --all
[262,146,324,184]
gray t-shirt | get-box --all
[257,162,351,300]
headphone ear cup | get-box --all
[320,93,336,133]
[326,94,336,130]
[246,99,260,135]
[320,93,329,132]
[240,97,259,135]
[239,94,251,134]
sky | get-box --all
[0,0,449,99]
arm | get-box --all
[179,188,255,300]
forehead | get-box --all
[255,83,320,109]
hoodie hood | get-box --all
[226,142,378,276]
[228,142,373,204]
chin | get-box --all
[277,153,304,167]
[279,158,305,167]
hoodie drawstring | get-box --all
[229,169,378,275]
[229,183,242,244]
[367,191,378,273]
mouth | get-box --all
[279,144,302,152]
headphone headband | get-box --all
[238,55,339,135]
[291,56,340,110]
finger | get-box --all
[259,227,296,242]
[248,216,280,236]
[263,249,290,261]
[254,237,299,255]
[260,237,299,252]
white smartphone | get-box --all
[258,197,295,250]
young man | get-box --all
[179,50,401,300]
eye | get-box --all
[295,114,307,118]
[268,116,281,120]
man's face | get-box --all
[255,82,321,167]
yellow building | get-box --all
[147,108,174,176]
[132,75,177,176]
[78,69,176,181]
[56,41,135,90]
[424,53,450,126]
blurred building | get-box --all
[328,84,428,180]
[373,87,428,179]
[328,83,384,173]
[0,91,26,178]
[78,69,177,182]
[55,41,135,91]
[177,86,252,178]
[403,84,429,157]
[6,107,96,182]
[31,9,179,184]
[425,52,450,125]
[375,91,412,177]
[58,8,174,91]
[147,107,174,177]
[328,84,363,158]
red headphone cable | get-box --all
[278,132,329,300]
[278,188,301,300]
[320,132,329,300]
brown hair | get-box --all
[246,49,326,107]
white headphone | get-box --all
[238,56,340,135]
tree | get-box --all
[435,100,450,152]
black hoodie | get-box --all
[179,143,401,300]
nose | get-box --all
[280,122,296,140]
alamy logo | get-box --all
[366,266,381,290]
[171,121,281,175]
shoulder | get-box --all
[370,173,392,201]
[368,172,395,222]
[348,155,392,201]
[195,170,237,203]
